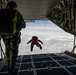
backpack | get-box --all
[0,9,17,36]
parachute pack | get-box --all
[0,9,17,36]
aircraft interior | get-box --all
[0,0,76,75]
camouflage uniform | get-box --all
[2,10,26,70]
[3,32,21,61]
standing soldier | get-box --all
[2,1,26,72]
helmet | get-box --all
[8,1,17,9]
[32,36,38,40]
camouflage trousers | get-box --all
[2,32,21,62]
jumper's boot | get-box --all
[8,60,19,72]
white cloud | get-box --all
[0,21,74,57]
[19,22,74,55]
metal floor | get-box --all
[0,53,76,75]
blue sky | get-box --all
[26,20,51,25]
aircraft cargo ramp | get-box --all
[0,52,76,75]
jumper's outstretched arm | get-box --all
[27,40,32,44]
[38,40,43,44]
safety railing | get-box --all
[0,37,5,59]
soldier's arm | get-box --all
[17,11,26,28]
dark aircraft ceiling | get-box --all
[9,0,60,20]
